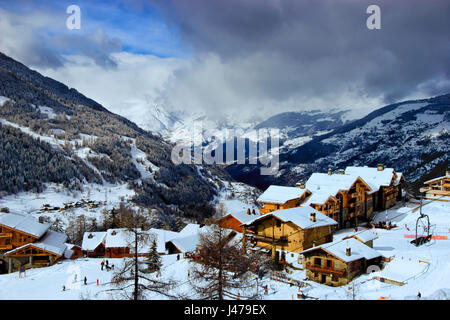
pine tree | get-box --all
[145,238,161,273]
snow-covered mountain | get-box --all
[0,52,241,229]
[226,94,450,191]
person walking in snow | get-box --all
[84,276,87,285]
[62,285,66,291]
[106,259,109,267]
[101,260,104,271]
[418,291,421,298]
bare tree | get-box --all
[109,204,178,300]
[189,204,268,300]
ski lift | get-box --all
[410,196,432,247]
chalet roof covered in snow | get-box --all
[82,231,106,251]
[424,173,450,185]
[242,206,337,229]
[5,229,67,257]
[345,166,397,192]
[257,185,310,204]
[306,173,371,194]
[343,229,378,243]
[301,237,382,263]
[105,228,139,248]
[147,228,181,253]
[220,211,258,225]
[303,187,338,205]
[0,212,49,238]
[168,234,200,253]
[178,223,202,236]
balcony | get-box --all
[305,262,346,275]
[0,244,13,251]
[0,233,13,238]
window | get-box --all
[326,260,332,268]
[332,275,339,282]
[276,220,281,228]
[314,258,321,266]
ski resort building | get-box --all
[301,237,382,286]
[82,231,106,258]
[242,207,337,256]
[345,165,405,212]
[304,171,372,229]
[0,212,68,273]
[257,185,311,215]
[420,171,450,198]
[216,211,258,233]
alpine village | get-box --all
[1,163,449,297]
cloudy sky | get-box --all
[0,0,449,127]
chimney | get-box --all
[346,247,351,256]
[328,168,333,175]
[296,181,306,189]
[377,163,384,171]
[310,212,316,222]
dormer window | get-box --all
[88,234,94,239]
[111,231,117,236]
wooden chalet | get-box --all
[216,211,258,233]
[420,171,450,199]
[242,207,337,259]
[345,165,406,212]
[257,185,311,215]
[0,212,68,273]
[64,243,83,260]
[81,231,106,257]
[301,237,382,286]
[305,171,373,228]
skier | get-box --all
[264,285,268,295]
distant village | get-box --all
[0,165,449,288]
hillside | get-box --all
[0,52,240,228]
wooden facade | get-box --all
[0,225,38,252]
[302,245,382,286]
[217,215,245,233]
[257,186,311,215]
[243,209,336,254]
[420,171,450,198]
[85,243,106,258]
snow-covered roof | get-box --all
[257,185,310,204]
[303,187,338,205]
[394,172,404,186]
[0,212,49,238]
[345,166,397,192]
[178,223,202,236]
[424,173,450,185]
[5,229,67,257]
[82,231,106,251]
[168,234,200,253]
[301,238,381,263]
[219,211,258,225]
[105,228,137,248]
[147,228,181,253]
[343,229,378,243]
[306,172,371,194]
[242,206,337,229]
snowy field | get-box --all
[0,197,449,300]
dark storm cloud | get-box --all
[153,0,450,108]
